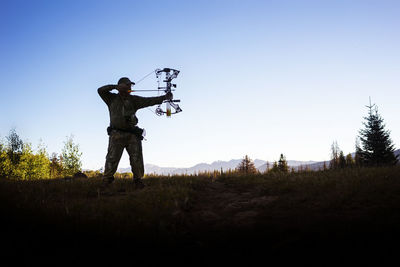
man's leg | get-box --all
[126,135,144,186]
[103,133,125,184]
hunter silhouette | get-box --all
[98,77,172,188]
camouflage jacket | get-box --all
[98,85,166,130]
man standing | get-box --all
[98,77,172,188]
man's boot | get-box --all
[101,177,115,190]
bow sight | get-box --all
[154,68,182,117]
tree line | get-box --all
[236,99,398,174]
[1,99,397,179]
[0,129,83,179]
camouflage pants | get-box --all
[103,130,144,181]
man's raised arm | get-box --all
[98,84,117,105]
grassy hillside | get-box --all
[1,167,399,265]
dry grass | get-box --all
[0,167,399,265]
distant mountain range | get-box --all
[118,158,319,175]
[116,149,400,175]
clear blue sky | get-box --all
[1,0,399,170]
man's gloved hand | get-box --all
[165,92,173,100]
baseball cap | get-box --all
[118,77,135,85]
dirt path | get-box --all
[184,181,279,230]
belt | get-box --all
[107,126,144,140]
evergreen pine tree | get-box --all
[358,100,398,166]
[270,161,279,172]
[236,155,258,174]
[265,161,270,173]
[278,154,289,173]
[323,161,327,171]
[345,153,354,167]
[338,151,346,169]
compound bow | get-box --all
[155,68,182,117]
[130,68,182,117]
